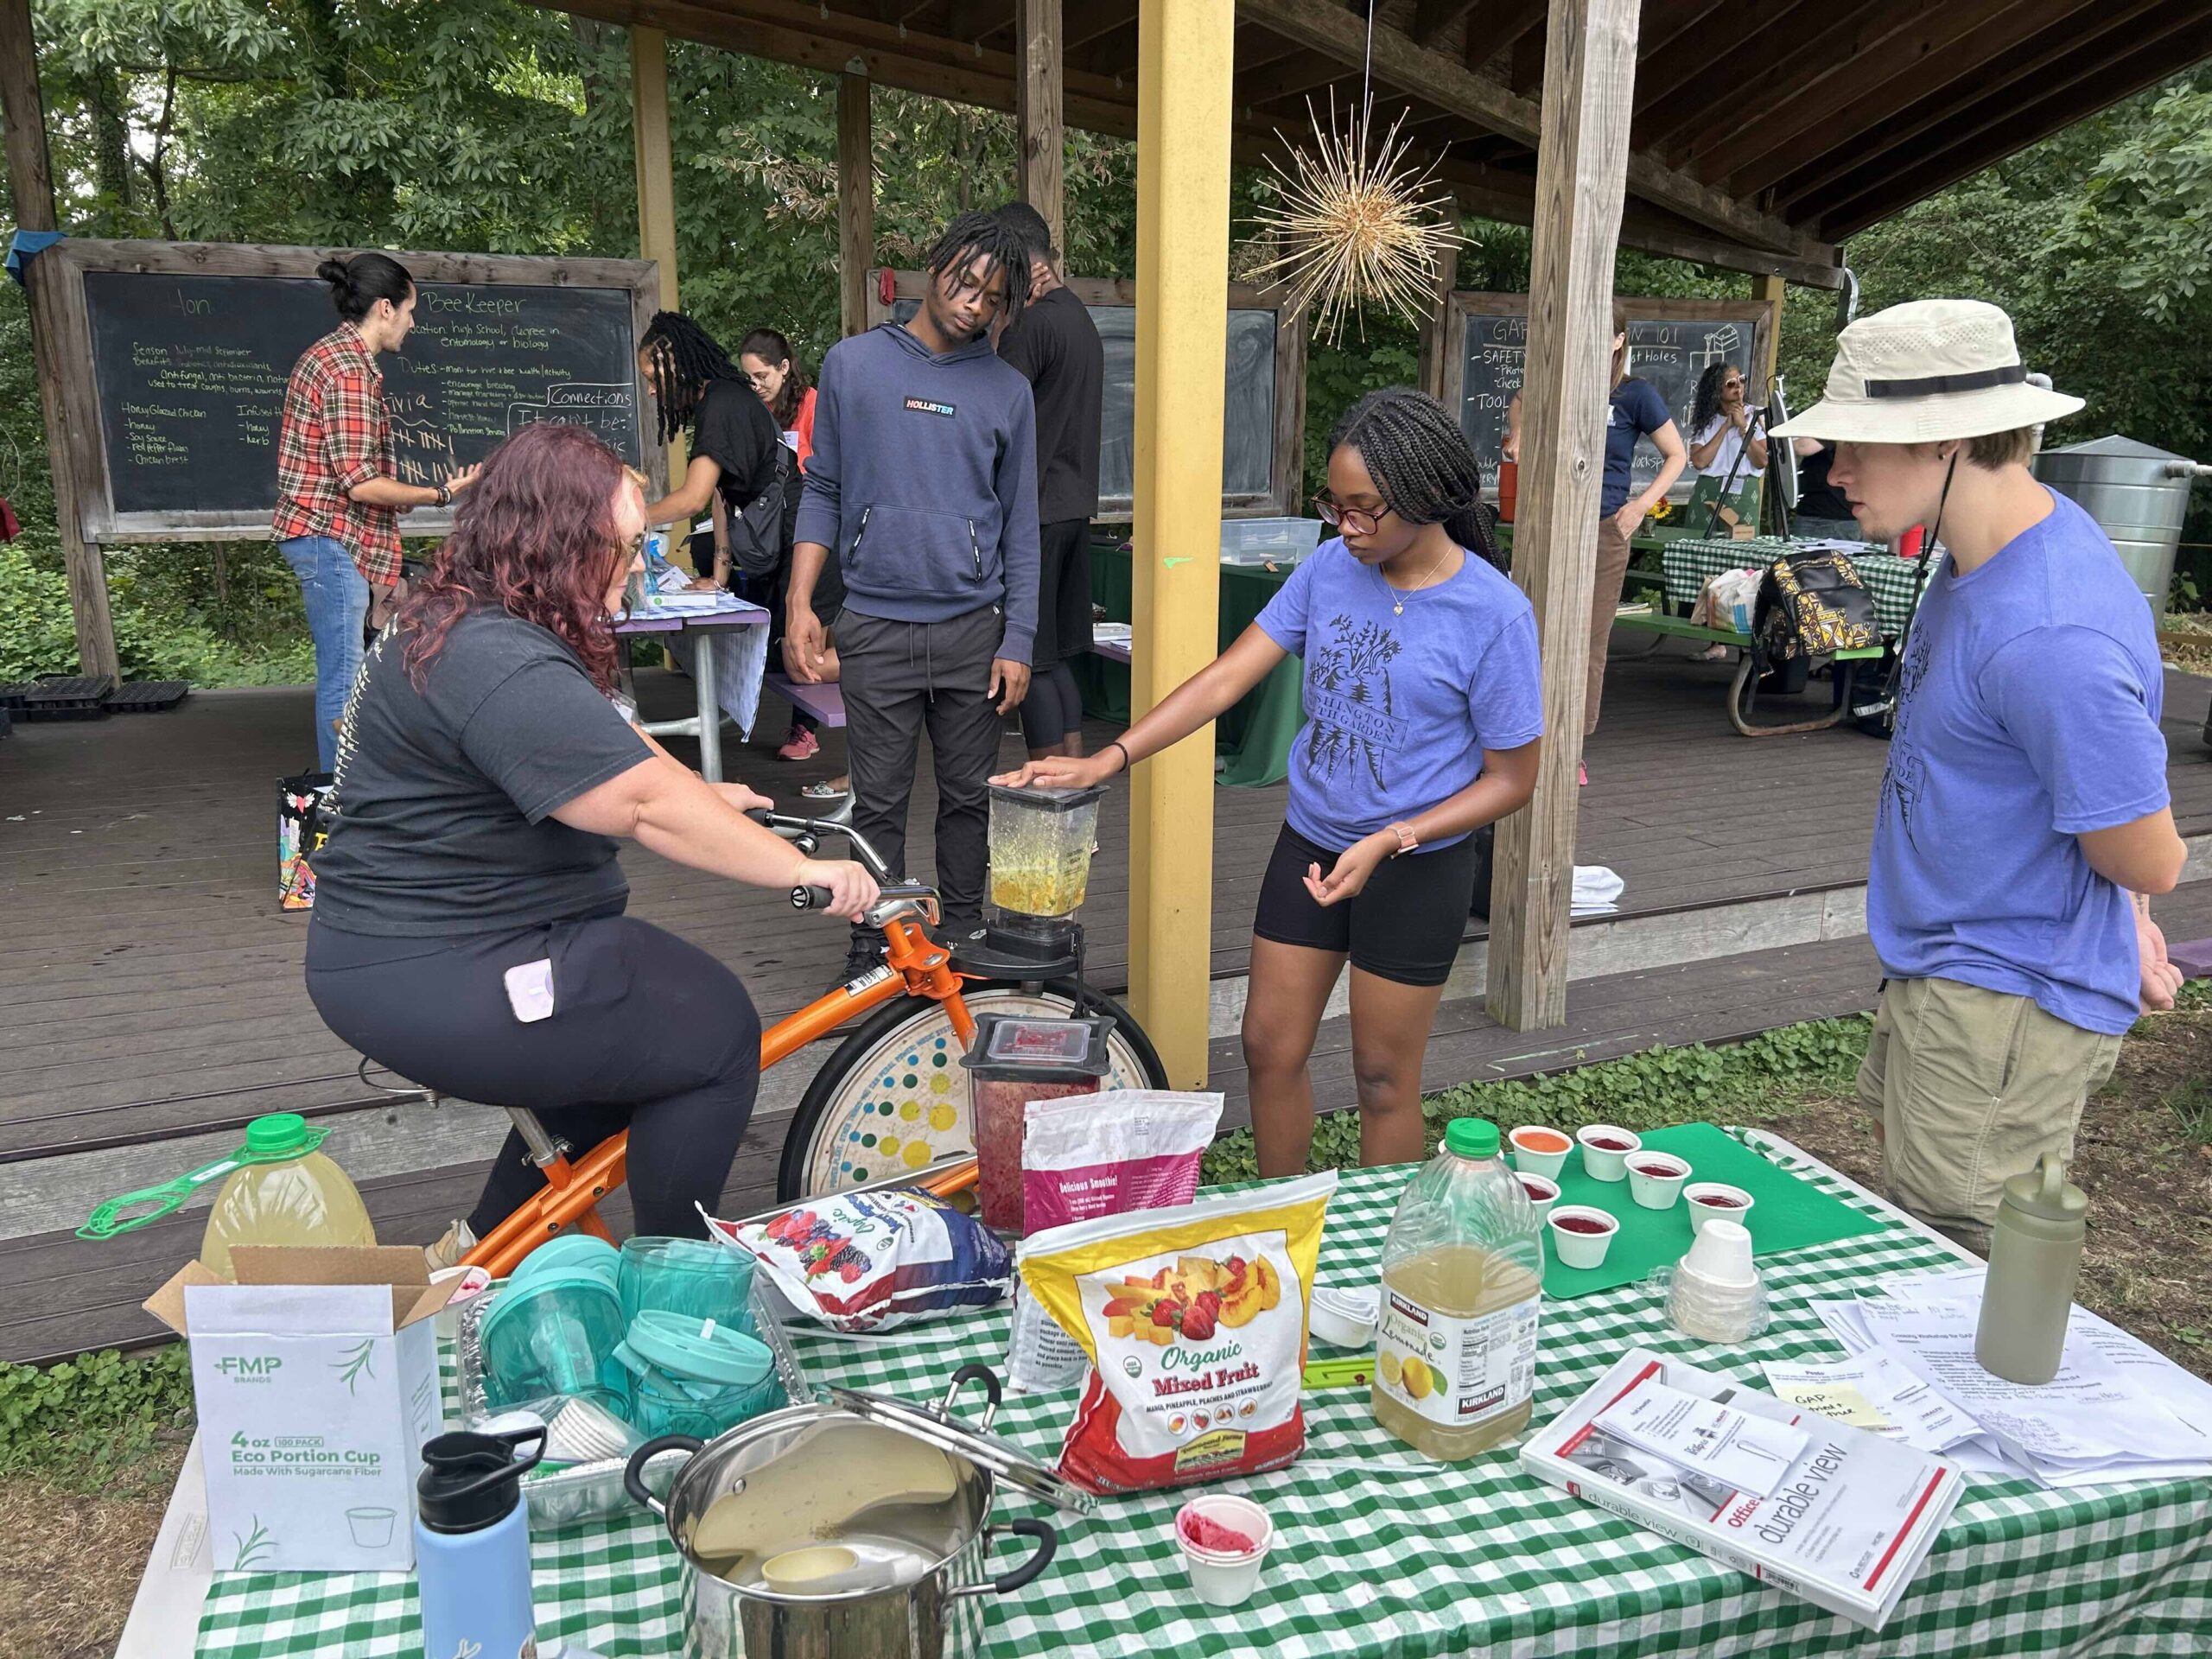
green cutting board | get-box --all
[1533,1122,1885,1300]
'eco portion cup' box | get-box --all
[144,1246,449,1573]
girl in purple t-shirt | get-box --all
[994,390,1543,1177]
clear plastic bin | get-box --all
[1218,518,1325,566]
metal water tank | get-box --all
[2034,435,2212,614]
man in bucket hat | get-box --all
[1773,299,2186,1253]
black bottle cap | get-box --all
[416,1427,545,1535]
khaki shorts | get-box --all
[1858,976,2120,1252]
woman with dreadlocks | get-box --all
[997,389,1542,1175]
[635,311,797,596]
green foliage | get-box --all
[0,1344,193,1494]
[1199,1015,1872,1183]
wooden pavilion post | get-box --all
[837,72,874,338]
[630,25,686,493]
[1416,237,1462,401]
[1752,271,1785,395]
[1128,0,1234,1088]
[1014,0,1065,258]
[1484,0,1641,1030]
[2,0,118,680]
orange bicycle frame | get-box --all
[462,912,981,1278]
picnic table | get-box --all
[1658,537,1930,638]
[160,1129,2212,1658]
[613,600,770,783]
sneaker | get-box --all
[840,936,887,985]
[778,725,820,761]
[423,1218,477,1273]
[1579,760,1588,787]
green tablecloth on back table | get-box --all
[1072,541,1306,788]
[196,1129,2212,1659]
[1665,538,1930,638]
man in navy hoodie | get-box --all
[788,212,1042,972]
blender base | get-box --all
[950,922,1084,982]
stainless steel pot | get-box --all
[623,1363,1090,1659]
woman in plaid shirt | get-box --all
[276,253,478,768]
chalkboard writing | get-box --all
[1456,307,1763,498]
[82,272,643,519]
[892,299,1278,506]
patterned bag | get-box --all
[277,770,334,910]
[1755,553,1878,668]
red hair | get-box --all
[400,423,630,692]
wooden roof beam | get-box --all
[1066,0,1139,51]
[1235,47,1353,110]
[1460,0,1548,73]
[1414,0,1480,46]
[1634,0,1734,62]
[945,0,1017,45]
[1764,0,2180,210]
[1818,14,2212,239]
[1251,0,1822,254]
[1663,0,2002,168]
[1630,0,1821,128]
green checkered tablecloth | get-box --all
[194,1131,2212,1658]
[1664,539,1930,638]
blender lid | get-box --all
[960,1013,1116,1077]
[988,781,1107,810]
[824,1382,1096,1515]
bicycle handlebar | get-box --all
[748,808,942,925]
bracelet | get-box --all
[1108,740,1132,775]
[435,482,452,508]
[1386,821,1419,858]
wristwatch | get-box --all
[434,482,452,508]
[1386,822,1419,858]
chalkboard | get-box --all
[46,242,662,542]
[875,271,1303,517]
[1446,295,1773,500]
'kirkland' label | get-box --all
[1376,1289,1539,1427]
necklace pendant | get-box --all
[1392,600,1404,615]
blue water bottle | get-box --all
[415,1426,543,1659]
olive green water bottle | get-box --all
[1974,1153,2086,1386]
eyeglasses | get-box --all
[1313,493,1394,537]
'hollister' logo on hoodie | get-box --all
[903,396,957,418]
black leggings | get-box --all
[1018,659,1084,750]
[305,910,761,1239]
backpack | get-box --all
[1751,552,1878,695]
[725,442,798,581]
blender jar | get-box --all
[987,784,1105,942]
[960,1013,1116,1233]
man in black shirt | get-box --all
[995,201,1105,760]
[1789,437,1861,541]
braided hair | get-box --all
[640,311,743,445]
[1689,360,1742,439]
[923,210,1033,329]
[1328,388,1504,572]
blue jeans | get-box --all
[279,536,368,771]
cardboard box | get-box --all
[146,1246,448,1573]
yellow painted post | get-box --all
[630,25,687,502]
[1128,0,1234,1088]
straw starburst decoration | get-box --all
[1247,90,1465,345]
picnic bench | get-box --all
[764,672,847,728]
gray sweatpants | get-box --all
[838,605,1007,931]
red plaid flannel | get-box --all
[274,323,402,586]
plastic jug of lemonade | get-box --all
[1372,1117,1543,1459]
[78,1113,377,1278]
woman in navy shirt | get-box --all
[1506,302,1686,771]
[996,390,1542,1176]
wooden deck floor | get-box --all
[5,644,2209,1361]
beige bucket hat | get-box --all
[1771,298,2082,443]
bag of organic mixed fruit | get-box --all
[1016,1173,1335,1494]
[1003,1090,1224,1393]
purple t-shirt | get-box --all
[1255,538,1544,851]
[1869,489,2168,1035]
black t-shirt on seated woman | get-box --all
[310,607,652,937]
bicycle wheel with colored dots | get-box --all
[776,981,1168,1203]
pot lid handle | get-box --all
[826,1372,1096,1516]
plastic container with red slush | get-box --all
[960,1014,1116,1233]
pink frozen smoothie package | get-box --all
[1006,1090,1224,1392]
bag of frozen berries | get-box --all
[1015,1173,1336,1494]
[708,1185,1012,1333]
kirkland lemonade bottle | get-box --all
[1372,1117,1543,1459]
